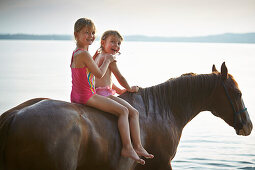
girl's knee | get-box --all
[119,106,129,117]
[129,108,139,118]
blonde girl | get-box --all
[71,18,150,164]
[94,30,154,163]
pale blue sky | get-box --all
[0,0,254,36]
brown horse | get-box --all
[0,62,253,170]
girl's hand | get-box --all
[105,54,116,63]
[128,86,139,93]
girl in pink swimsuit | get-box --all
[71,18,153,165]
[71,48,96,104]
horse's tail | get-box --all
[0,110,17,170]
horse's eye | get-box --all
[237,92,242,98]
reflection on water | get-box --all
[0,40,254,169]
[173,112,255,169]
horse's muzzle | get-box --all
[235,119,253,136]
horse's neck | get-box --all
[173,74,220,128]
[143,74,219,129]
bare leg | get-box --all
[86,94,145,165]
[108,95,154,159]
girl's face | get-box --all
[76,27,95,46]
[102,35,121,55]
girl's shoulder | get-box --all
[95,53,105,61]
[73,50,92,62]
[94,53,106,66]
[72,50,92,66]
[73,49,89,57]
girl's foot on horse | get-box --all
[134,145,154,159]
[121,147,145,165]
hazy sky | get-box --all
[0,0,254,36]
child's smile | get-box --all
[103,35,121,55]
[77,27,95,46]
[110,48,119,54]
[85,37,94,44]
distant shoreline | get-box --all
[0,33,255,44]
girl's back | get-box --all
[71,49,96,104]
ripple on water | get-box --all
[238,167,255,170]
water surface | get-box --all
[0,40,254,169]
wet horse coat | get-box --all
[0,63,253,170]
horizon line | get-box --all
[1,32,255,44]
[0,32,255,38]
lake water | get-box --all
[0,40,254,169]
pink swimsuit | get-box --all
[70,49,96,104]
[96,86,116,97]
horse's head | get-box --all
[210,62,253,136]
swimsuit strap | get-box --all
[70,48,84,67]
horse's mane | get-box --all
[140,72,222,118]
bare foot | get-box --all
[121,147,145,165]
[134,146,154,159]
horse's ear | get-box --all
[220,62,228,80]
[212,64,218,73]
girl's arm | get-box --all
[92,49,100,60]
[80,51,114,78]
[110,62,139,92]
[112,83,126,95]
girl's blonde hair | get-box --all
[74,18,96,33]
[101,30,123,41]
